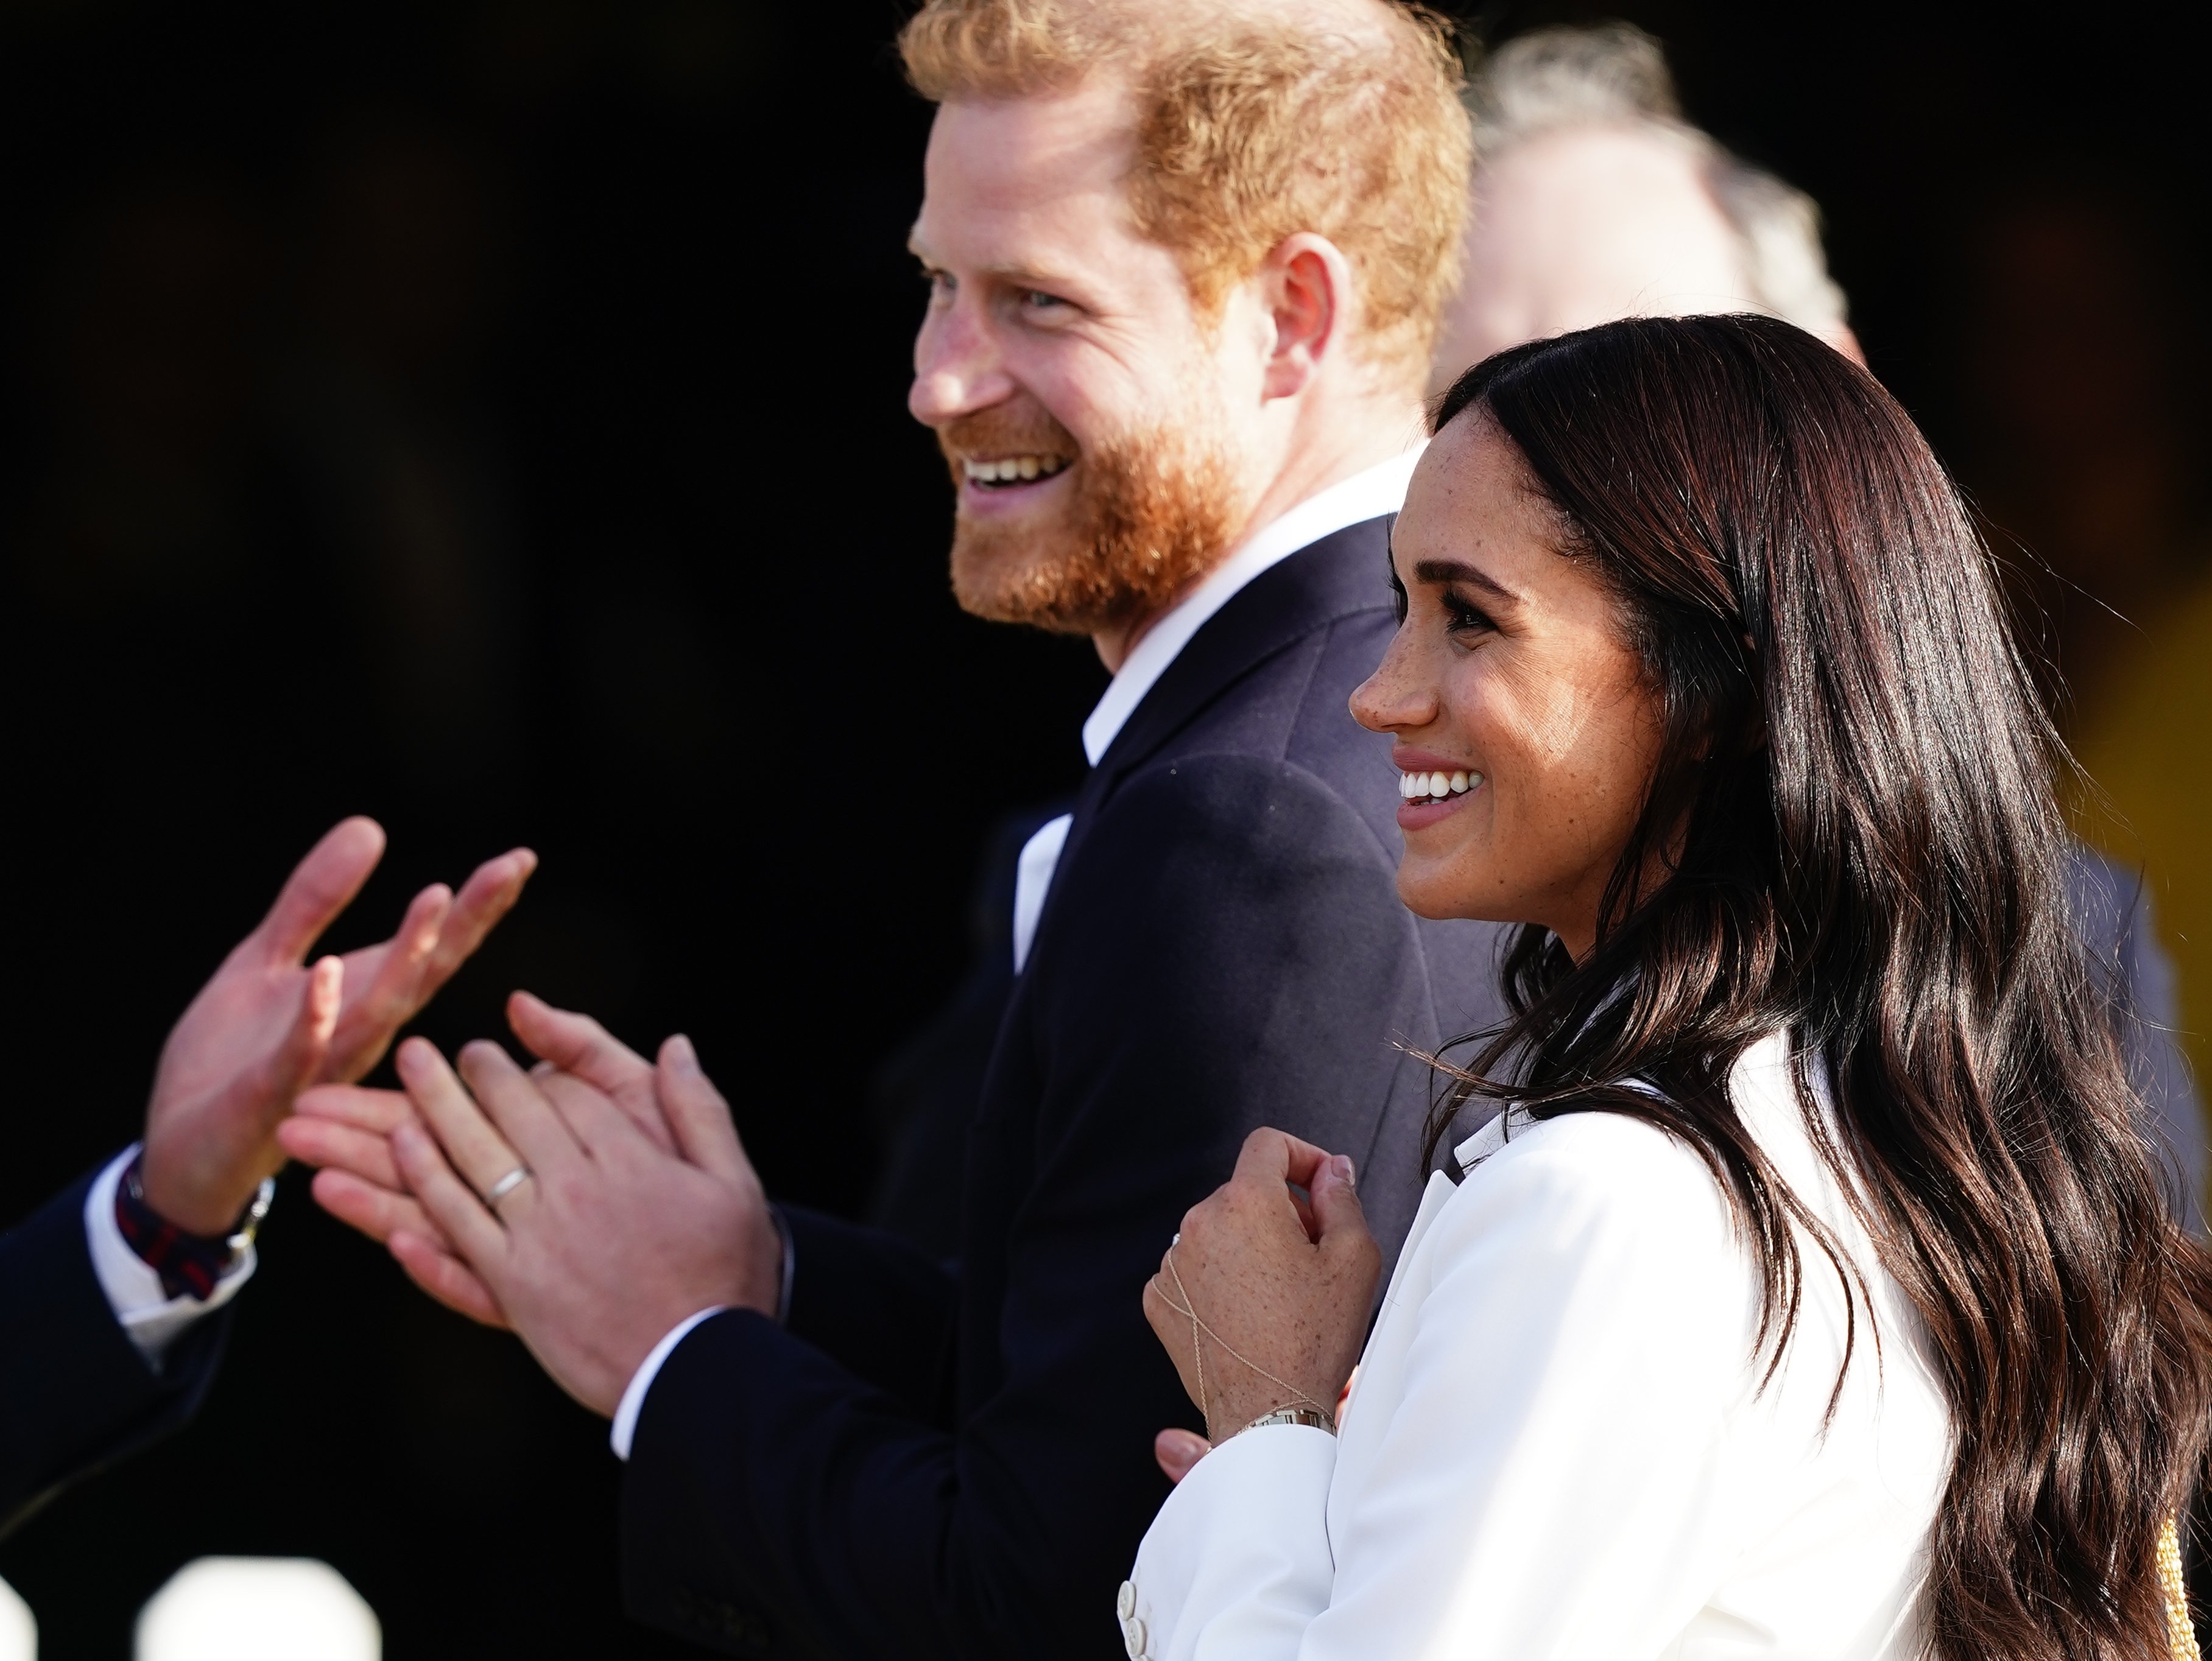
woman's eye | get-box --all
[1442,594,1496,639]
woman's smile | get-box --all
[1393,748,1486,830]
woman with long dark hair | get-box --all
[1119,314,2212,1660]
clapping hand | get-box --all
[140,817,535,1236]
[280,994,784,1392]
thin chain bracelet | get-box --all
[1154,1245,1336,1437]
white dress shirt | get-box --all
[1121,1034,1953,1661]
[1011,446,1425,973]
[85,1144,256,1364]
[611,444,1428,1454]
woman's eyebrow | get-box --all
[1413,558,1520,605]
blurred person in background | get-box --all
[1423,21,2204,1227]
[1,820,527,1529]
[1954,184,2212,1171]
[285,0,1506,1653]
[1428,21,1856,396]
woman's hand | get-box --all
[1143,1128,1381,1444]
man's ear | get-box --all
[1258,232,1354,402]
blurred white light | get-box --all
[0,1574,33,1661]
[136,1558,378,1661]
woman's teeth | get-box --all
[1400,768,1482,805]
[962,454,1071,486]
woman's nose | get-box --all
[1350,636,1436,734]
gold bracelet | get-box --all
[1239,1406,1336,1436]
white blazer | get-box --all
[1121,1033,1951,1660]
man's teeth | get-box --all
[1400,769,1482,802]
[962,454,1071,485]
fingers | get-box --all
[1231,1126,1339,1192]
[533,1070,651,1161]
[420,849,538,991]
[453,1038,588,1178]
[1155,1429,1211,1484]
[655,1035,749,1182]
[230,956,343,1125]
[391,1118,510,1272]
[326,883,451,1069]
[278,1111,406,1191]
[507,992,676,1152]
[389,1229,509,1328]
[395,1038,543,1201]
[290,1083,414,1134]
[250,818,387,965]
[309,1167,445,1246]
[507,991,652,1097]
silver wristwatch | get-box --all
[1239,1406,1336,1436]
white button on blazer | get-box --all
[1125,1033,1951,1660]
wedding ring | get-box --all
[485,1165,533,1207]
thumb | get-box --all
[1155,1428,1210,1484]
[1309,1154,1370,1247]
[655,1034,750,1184]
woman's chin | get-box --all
[1395,862,1495,924]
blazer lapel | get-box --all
[1051,515,1397,878]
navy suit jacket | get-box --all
[619,518,1509,1657]
[0,1167,230,1536]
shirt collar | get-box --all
[1080,444,1426,767]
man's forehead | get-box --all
[912,82,1144,269]
[925,82,1136,205]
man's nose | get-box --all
[910,304,1014,426]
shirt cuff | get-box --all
[610,1307,727,1460]
[83,1143,257,1366]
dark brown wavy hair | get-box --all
[1421,314,2212,1660]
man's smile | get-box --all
[960,452,1074,488]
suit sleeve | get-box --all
[0,1169,231,1536]
[779,1205,959,1422]
[618,755,1445,1659]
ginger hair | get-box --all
[900,0,1471,385]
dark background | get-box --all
[0,0,2201,1654]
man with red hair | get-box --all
[291,2,1503,1655]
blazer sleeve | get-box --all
[0,1168,231,1536]
[618,755,1448,1660]
[779,1204,959,1422]
[1127,1118,1763,1661]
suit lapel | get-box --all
[1020,514,1397,982]
[1093,515,1395,791]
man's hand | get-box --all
[377,1016,780,1416]
[279,992,691,1328]
[141,817,535,1235]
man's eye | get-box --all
[1020,289,1071,312]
